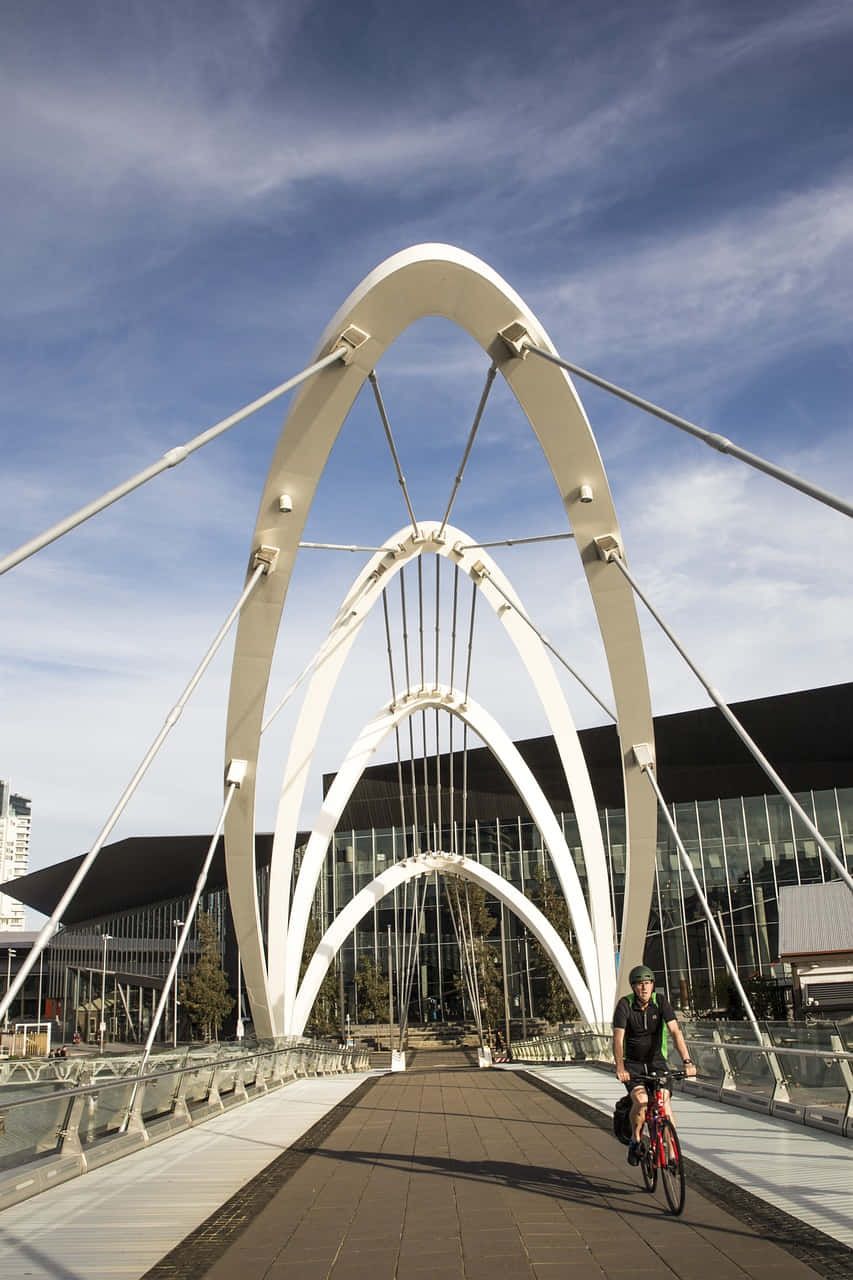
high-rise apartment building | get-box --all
[0,781,31,929]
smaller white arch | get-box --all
[266,521,614,1035]
[291,852,596,1033]
[284,684,608,1029]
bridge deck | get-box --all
[0,1058,849,1280]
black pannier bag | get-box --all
[612,1094,632,1144]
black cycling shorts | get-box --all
[624,1057,669,1094]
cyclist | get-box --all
[612,964,696,1165]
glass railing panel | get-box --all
[0,1087,68,1170]
[669,1041,725,1088]
[723,1045,777,1098]
[774,1051,849,1114]
[79,1081,136,1143]
[139,1070,181,1121]
[181,1065,216,1109]
[766,1022,837,1052]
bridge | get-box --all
[1,246,852,1276]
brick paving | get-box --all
[152,1057,832,1280]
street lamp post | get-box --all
[4,950,16,1032]
[173,920,184,1048]
[99,934,112,1055]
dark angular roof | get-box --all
[4,683,851,924]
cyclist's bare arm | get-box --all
[613,1027,630,1082]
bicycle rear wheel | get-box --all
[659,1120,685,1214]
[640,1130,657,1192]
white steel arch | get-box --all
[291,852,596,1034]
[283,684,605,1030]
[224,244,656,1040]
[266,519,614,1036]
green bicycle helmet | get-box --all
[628,964,655,984]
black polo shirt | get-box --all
[613,991,676,1063]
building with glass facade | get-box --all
[3,683,852,1039]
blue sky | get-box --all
[2,0,852,901]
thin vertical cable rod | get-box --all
[638,760,762,1043]
[399,570,420,854]
[463,578,478,704]
[607,550,853,896]
[382,589,409,843]
[434,557,442,845]
[438,363,497,538]
[448,566,460,852]
[0,346,349,577]
[0,561,269,1024]
[521,342,853,520]
[368,371,420,539]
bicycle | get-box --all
[636,1069,687,1215]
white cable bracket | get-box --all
[498,321,532,359]
[335,324,371,365]
[469,559,489,581]
[593,533,623,563]
[252,544,280,574]
[632,743,655,771]
[450,541,466,561]
[225,759,249,787]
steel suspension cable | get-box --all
[446,878,482,1039]
[399,569,421,853]
[448,566,460,851]
[636,758,763,1044]
[434,557,442,845]
[382,589,409,847]
[262,608,356,733]
[123,781,240,1122]
[520,342,853,521]
[604,549,853,896]
[368,371,420,539]
[0,346,349,577]
[482,570,616,721]
[438,363,498,539]
[417,557,431,845]
[454,532,575,550]
[0,559,270,1023]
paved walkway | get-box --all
[149,1062,846,1280]
[1,1059,850,1279]
[522,1064,853,1253]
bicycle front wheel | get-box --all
[659,1120,685,1215]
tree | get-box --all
[178,911,234,1041]
[301,915,339,1037]
[354,954,389,1023]
[448,880,504,1032]
[530,865,580,1024]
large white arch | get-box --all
[284,684,606,1029]
[291,852,596,1034]
[224,244,656,1040]
[266,519,614,1035]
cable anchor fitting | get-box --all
[335,324,371,365]
[497,321,532,359]
[252,545,280,574]
[593,533,623,563]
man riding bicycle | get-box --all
[612,965,696,1165]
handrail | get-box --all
[0,1042,367,1116]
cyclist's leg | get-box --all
[625,1061,648,1141]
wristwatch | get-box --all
[682,1058,693,1065]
